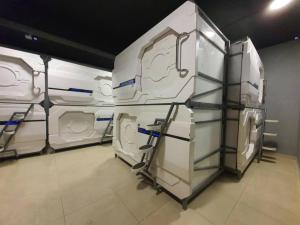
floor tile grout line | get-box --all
[227,161,292,225]
[112,179,171,224]
[60,196,68,225]
[137,197,171,224]
[240,200,291,225]
[222,163,261,225]
[51,146,145,225]
[61,189,122,218]
[110,160,173,223]
[222,180,249,225]
[113,189,140,223]
[190,178,249,225]
[2,148,299,225]
[193,211,217,225]
[52,156,110,219]
[52,153,68,225]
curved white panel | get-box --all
[118,115,139,162]
[237,109,264,170]
[49,105,113,149]
[140,31,195,102]
[112,1,227,201]
[141,32,178,96]
[229,38,264,107]
[93,79,113,104]
[0,46,45,103]
[0,103,46,155]
[114,105,222,199]
[225,108,264,173]
[112,1,226,105]
[48,59,113,106]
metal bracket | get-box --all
[186,100,223,110]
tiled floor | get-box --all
[0,145,299,225]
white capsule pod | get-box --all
[49,105,113,150]
[0,46,45,103]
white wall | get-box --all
[259,40,300,160]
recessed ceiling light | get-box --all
[269,0,293,11]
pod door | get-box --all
[48,59,113,106]
[49,106,113,149]
[115,114,140,162]
[234,109,263,172]
[141,31,196,103]
[113,30,196,104]
[237,110,256,170]
[0,47,45,103]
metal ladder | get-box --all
[132,103,176,177]
[100,114,114,144]
[258,110,279,162]
[0,104,34,158]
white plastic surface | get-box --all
[225,108,264,172]
[225,37,265,174]
[229,38,264,107]
[49,105,113,149]
[0,46,115,153]
[113,1,227,200]
[49,59,113,106]
[0,103,46,155]
[114,105,222,199]
[112,1,225,105]
[0,46,45,103]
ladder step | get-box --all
[14,113,25,120]
[104,134,113,137]
[265,120,279,123]
[263,132,277,137]
[262,146,277,151]
[132,162,146,170]
[139,144,153,153]
[3,130,15,135]
[0,145,4,152]
[146,124,162,131]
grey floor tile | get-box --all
[1,145,300,225]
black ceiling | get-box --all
[0,0,300,70]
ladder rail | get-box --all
[139,123,159,164]
[25,103,34,117]
[145,102,176,171]
[100,114,114,143]
[0,103,33,136]
[2,103,34,150]
[0,112,18,136]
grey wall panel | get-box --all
[259,40,300,157]
[298,111,300,172]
